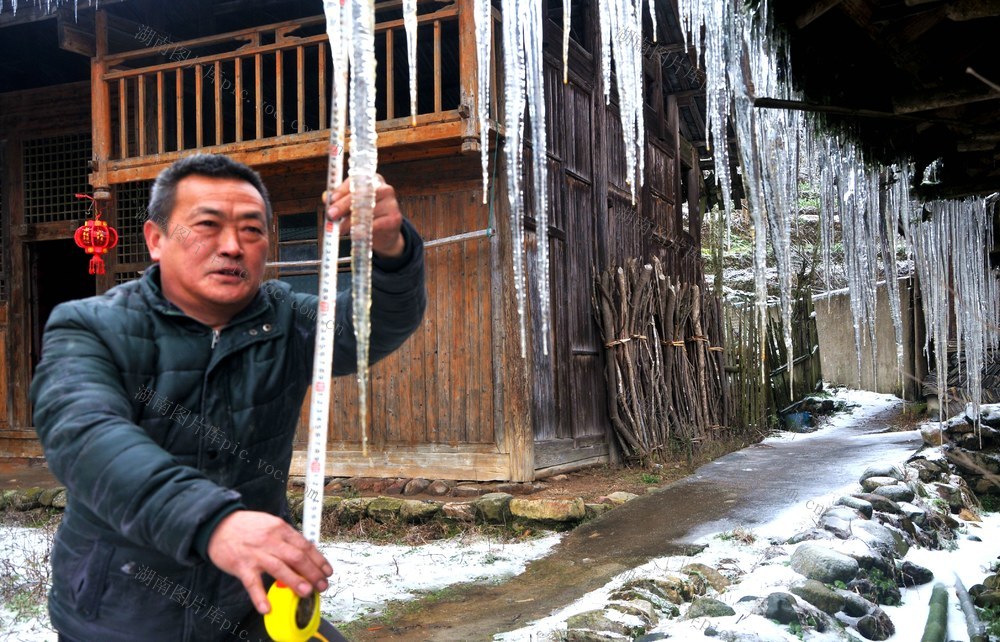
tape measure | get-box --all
[264,581,322,642]
[264,8,348,633]
[264,201,341,641]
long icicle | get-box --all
[474,0,492,203]
[501,0,528,357]
[403,0,418,126]
[304,0,351,546]
[349,0,378,458]
[562,0,571,84]
[524,0,550,355]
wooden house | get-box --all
[0,0,709,482]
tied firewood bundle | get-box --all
[593,257,730,463]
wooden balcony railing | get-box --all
[90,0,497,186]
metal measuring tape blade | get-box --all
[264,205,342,642]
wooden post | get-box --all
[156,71,165,154]
[458,0,480,153]
[296,46,305,133]
[433,20,442,114]
[175,69,184,152]
[5,139,29,430]
[118,78,128,158]
[385,32,395,121]
[494,163,535,481]
[235,59,243,142]
[318,42,327,130]
[195,64,204,148]
[90,10,111,192]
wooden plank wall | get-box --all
[525,18,611,474]
[269,158,497,461]
[0,82,92,457]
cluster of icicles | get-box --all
[19,0,998,430]
[473,0,655,357]
[677,0,1000,424]
[2,0,83,19]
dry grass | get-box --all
[317,514,529,545]
[716,526,757,545]
[0,513,57,622]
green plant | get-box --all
[832,580,847,590]
[978,493,1000,513]
[788,620,805,639]
[640,473,661,484]
[866,568,900,606]
[978,605,1000,637]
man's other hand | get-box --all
[206,510,333,614]
[323,174,406,259]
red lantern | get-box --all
[74,193,119,275]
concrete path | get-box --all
[355,399,924,641]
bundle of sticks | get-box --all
[594,257,730,463]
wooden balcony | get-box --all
[89,0,497,187]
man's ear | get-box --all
[144,219,165,261]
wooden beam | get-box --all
[97,118,467,183]
[754,96,970,127]
[458,0,480,151]
[946,0,1000,21]
[795,0,844,29]
[15,221,85,242]
[90,10,111,191]
[893,89,1000,114]
[290,447,510,481]
[58,13,96,56]
[534,455,610,479]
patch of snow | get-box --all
[320,533,562,622]
[882,517,1000,642]
[0,525,57,641]
[0,520,561,634]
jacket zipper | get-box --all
[211,329,220,349]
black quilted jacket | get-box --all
[29,221,425,641]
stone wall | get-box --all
[814,279,921,400]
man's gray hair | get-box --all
[147,153,273,230]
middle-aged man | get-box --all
[30,153,427,641]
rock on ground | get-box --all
[790,543,860,584]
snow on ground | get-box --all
[499,501,1000,642]
[0,521,561,639]
[752,388,904,541]
[498,389,1000,642]
[319,533,562,622]
[3,389,995,641]
[0,524,58,641]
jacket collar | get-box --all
[139,263,273,330]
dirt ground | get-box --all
[518,458,708,503]
[345,403,923,641]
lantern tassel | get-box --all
[89,255,106,275]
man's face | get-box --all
[144,175,269,327]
